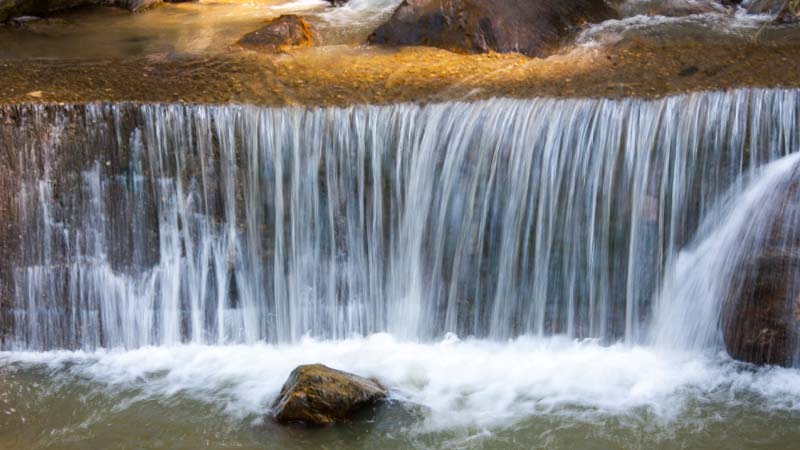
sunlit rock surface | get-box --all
[272,364,386,425]
[238,15,314,53]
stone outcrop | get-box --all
[723,170,800,367]
[368,0,615,57]
[272,364,387,426]
[238,15,314,53]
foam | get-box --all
[3,335,799,432]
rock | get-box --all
[272,364,387,426]
[327,0,348,5]
[776,5,799,23]
[722,171,800,367]
[368,0,616,57]
[1,0,95,22]
[0,0,162,22]
[238,15,314,53]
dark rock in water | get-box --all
[776,5,799,24]
[0,0,161,22]
[327,0,348,6]
[678,65,699,76]
[368,0,615,57]
[272,364,387,426]
[1,0,97,22]
[238,15,314,53]
[723,171,800,367]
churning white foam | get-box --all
[3,335,800,431]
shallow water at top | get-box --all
[0,0,401,60]
[0,0,796,62]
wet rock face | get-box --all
[369,0,615,57]
[272,364,387,426]
[238,15,314,53]
[723,176,800,367]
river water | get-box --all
[2,2,800,449]
[1,88,799,449]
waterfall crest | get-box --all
[1,89,798,350]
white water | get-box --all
[2,89,798,352]
[652,153,800,353]
[3,335,800,433]
[2,90,800,447]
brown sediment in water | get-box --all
[0,37,799,106]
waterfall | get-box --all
[0,89,798,351]
[651,151,800,361]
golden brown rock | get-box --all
[272,364,386,426]
[238,15,314,53]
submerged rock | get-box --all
[272,364,386,426]
[238,15,314,53]
[368,0,615,57]
[776,5,799,23]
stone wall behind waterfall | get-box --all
[0,90,798,351]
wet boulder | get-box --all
[238,15,314,53]
[776,5,799,24]
[368,0,616,57]
[272,364,387,426]
[723,173,800,367]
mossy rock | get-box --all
[272,364,387,426]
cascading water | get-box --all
[1,88,798,354]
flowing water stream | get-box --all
[1,88,800,448]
